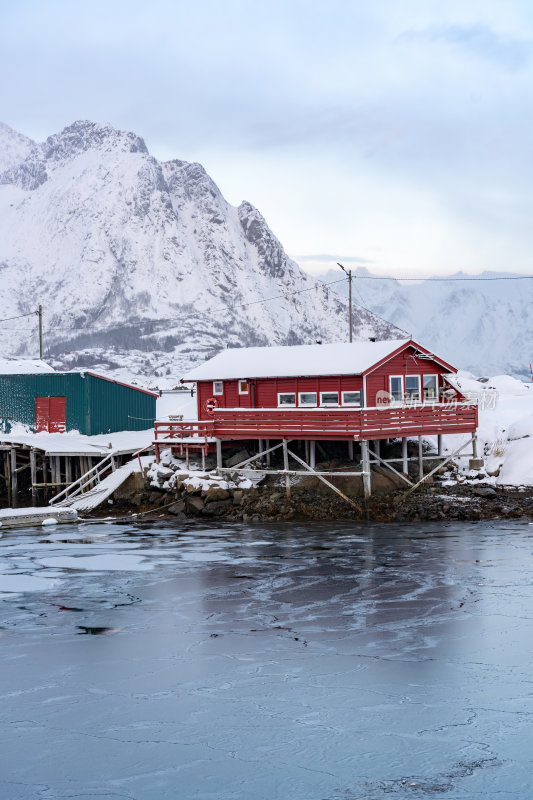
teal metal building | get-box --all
[0,371,157,435]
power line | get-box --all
[16,277,349,335]
[236,277,346,308]
[354,274,533,282]
[0,310,38,324]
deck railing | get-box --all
[153,402,478,446]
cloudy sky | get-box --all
[1,0,532,276]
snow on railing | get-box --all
[152,403,478,445]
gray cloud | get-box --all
[399,23,533,70]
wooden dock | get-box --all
[0,506,78,530]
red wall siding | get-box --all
[193,344,455,419]
[197,378,254,418]
[197,375,364,418]
[365,346,448,407]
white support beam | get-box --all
[287,447,359,509]
[400,438,474,500]
[361,440,371,499]
[282,439,291,499]
[368,446,413,487]
[402,437,408,474]
[216,439,223,472]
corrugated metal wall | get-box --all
[86,375,156,434]
[0,373,87,433]
[0,373,156,434]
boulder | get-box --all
[186,496,204,514]
[203,499,232,516]
[473,486,497,498]
[168,500,186,515]
[205,486,230,502]
[232,490,244,505]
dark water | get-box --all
[1,518,533,799]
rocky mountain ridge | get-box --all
[0,120,401,387]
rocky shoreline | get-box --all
[104,454,533,523]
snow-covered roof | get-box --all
[181,339,411,381]
[0,359,55,374]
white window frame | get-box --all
[341,390,361,407]
[389,375,404,403]
[238,379,249,395]
[319,391,339,407]
[278,392,296,407]
[423,374,439,401]
[298,391,317,407]
[213,380,223,396]
[405,375,421,402]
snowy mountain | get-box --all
[0,121,401,387]
[316,268,533,379]
[0,122,34,172]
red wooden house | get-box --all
[153,339,478,474]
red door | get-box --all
[35,397,66,433]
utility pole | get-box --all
[37,305,43,359]
[337,263,352,342]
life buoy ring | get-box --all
[205,397,219,416]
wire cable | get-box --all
[0,310,38,324]
[354,274,533,282]
[21,277,349,334]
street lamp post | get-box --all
[337,263,352,343]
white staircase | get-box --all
[50,455,150,513]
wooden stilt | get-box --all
[472,433,478,459]
[30,449,38,506]
[282,439,291,499]
[402,438,408,474]
[361,440,371,499]
[310,440,316,470]
[6,450,12,507]
[287,447,358,509]
[266,439,271,467]
[305,440,310,464]
[216,439,222,473]
[400,438,474,500]
[348,440,354,461]
[368,445,413,486]
[418,436,424,482]
[437,434,443,457]
[10,448,18,508]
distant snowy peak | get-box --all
[0,120,149,191]
[0,122,35,173]
[315,267,533,379]
[42,120,148,162]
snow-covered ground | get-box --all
[430,371,533,488]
